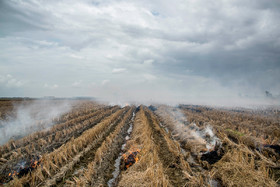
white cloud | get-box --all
[0,74,24,88]
[112,68,126,73]
[88,82,96,87]
[101,80,110,85]
[72,80,82,87]
[143,59,154,65]
[44,83,59,89]
[143,73,157,81]
[69,54,84,59]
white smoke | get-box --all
[0,100,74,145]
[203,125,220,150]
[159,106,220,151]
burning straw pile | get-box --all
[1,155,42,184]
[122,147,140,170]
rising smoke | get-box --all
[0,100,73,145]
[158,106,220,152]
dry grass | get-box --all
[212,142,277,187]
[68,108,134,186]
[145,108,192,174]
[2,103,279,187]
[0,106,118,160]
[119,106,171,187]
[7,107,127,186]
[155,105,280,186]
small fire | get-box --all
[122,147,141,169]
[8,156,42,180]
[8,171,18,178]
[31,159,40,169]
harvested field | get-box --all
[0,100,279,186]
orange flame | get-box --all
[122,147,141,169]
[8,157,42,179]
[8,171,18,178]
[31,160,40,169]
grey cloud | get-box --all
[0,1,52,37]
[0,0,279,106]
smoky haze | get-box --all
[0,100,73,145]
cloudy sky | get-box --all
[0,0,279,105]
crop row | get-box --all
[9,107,129,186]
[70,107,135,186]
[117,106,193,186]
[155,105,278,186]
[0,105,117,157]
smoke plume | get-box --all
[0,100,73,145]
[158,106,220,152]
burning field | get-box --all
[0,99,280,186]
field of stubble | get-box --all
[0,99,279,186]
